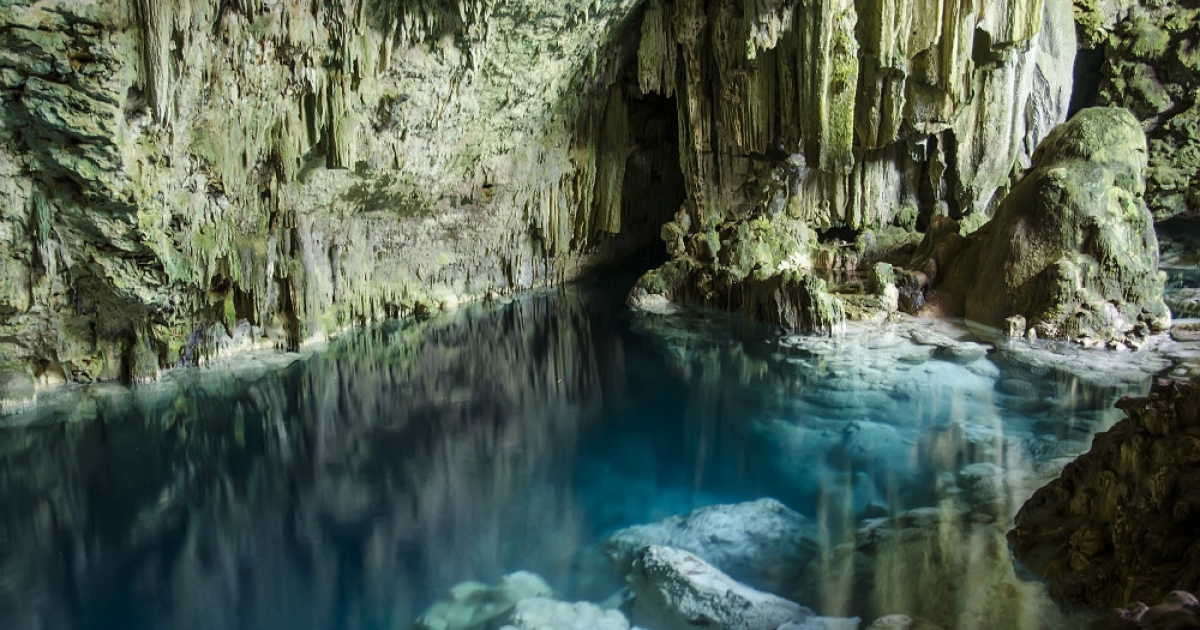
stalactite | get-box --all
[594,85,628,235]
[637,3,674,97]
[796,0,858,175]
[134,0,175,124]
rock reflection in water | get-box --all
[0,290,613,630]
[0,283,1163,630]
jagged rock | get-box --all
[1009,380,1200,608]
[626,545,858,630]
[498,597,634,630]
[412,572,554,630]
[918,107,1171,347]
[602,498,818,597]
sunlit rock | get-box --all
[602,498,818,597]
[626,545,858,630]
[1009,379,1200,608]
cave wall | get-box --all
[2,0,1198,406]
[1092,0,1200,221]
[0,0,666,408]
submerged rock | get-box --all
[917,107,1170,347]
[412,572,554,630]
[602,498,818,597]
[1009,379,1200,608]
[626,545,857,630]
[499,597,634,630]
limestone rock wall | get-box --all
[638,0,1076,236]
[0,0,670,407]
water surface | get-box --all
[0,278,1159,630]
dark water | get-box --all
[0,278,1156,630]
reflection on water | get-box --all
[0,280,1157,630]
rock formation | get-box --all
[602,498,819,597]
[913,106,1170,346]
[625,545,858,630]
[627,0,1078,330]
[1009,379,1200,608]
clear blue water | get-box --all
[0,277,1156,630]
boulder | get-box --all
[498,597,634,630]
[917,107,1171,347]
[603,498,818,596]
[1009,380,1200,608]
[626,545,857,630]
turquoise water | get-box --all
[0,278,1156,630]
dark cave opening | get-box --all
[1069,46,1106,118]
[818,225,861,244]
[601,90,685,278]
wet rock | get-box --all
[498,597,634,630]
[412,572,554,630]
[626,545,856,630]
[907,328,989,364]
[1172,323,1200,343]
[863,615,945,630]
[602,498,818,597]
[1009,380,1200,608]
[630,266,847,335]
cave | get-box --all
[1,1,1199,630]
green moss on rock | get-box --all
[927,107,1170,346]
